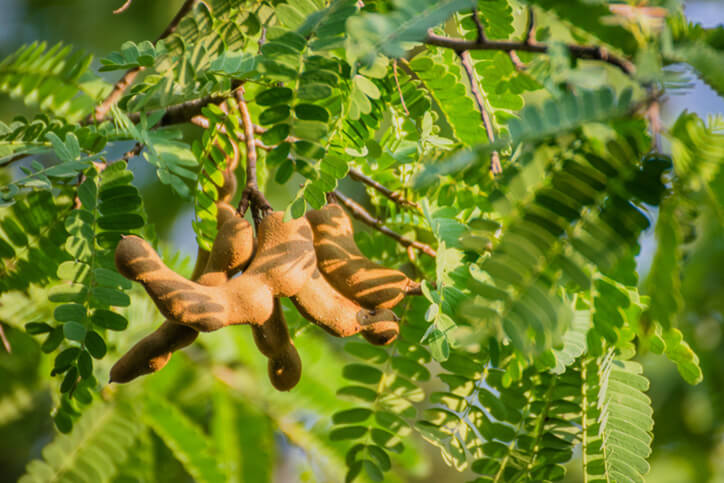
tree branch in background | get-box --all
[92,0,197,122]
[425,29,635,75]
[89,92,230,127]
[348,168,420,210]
[113,0,133,14]
[119,142,144,163]
[235,88,271,224]
[458,51,502,174]
[0,324,11,353]
[332,190,436,258]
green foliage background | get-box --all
[0,1,723,482]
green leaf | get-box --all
[343,364,383,385]
[332,408,373,424]
[143,395,228,483]
[91,309,128,331]
[18,403,142,482]
[85,330,107,358]
[63,322,87,342]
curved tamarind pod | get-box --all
[202,215,255,279]
[305,204,419,310]
[251,299,302,391]
[109,320,198,383]
[114,212,314,331]
[111,214,255,382]
[115,235,273,331]
[217,139,239,203]
[291,268,400,345]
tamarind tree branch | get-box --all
[235,88,271,223]
[348,168,420,210]
[89,92,231,127]
[424,30,635,76]
[332,190,436,258]
[458,50,502,174]
[91,0,197,122]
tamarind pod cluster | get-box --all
[291,268,400,346]
[110,214,255,382]
[305,204,419,310]
[112,199,413,388]
[251,299,302,391]
[114,212,314,331]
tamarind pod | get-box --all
[109,321,198,383]
[217,139,239,203]
[188,202,236,281]
[111,216,253,382]
[251,299,302,391]
[116,235,274,330]
[291,268,400,345]
[116,236,234,331]
[244,211,316,298]
[189,246,211,283]
[306,204,417,310]
[115,212,313,331]
[217,169,237,203]
[203,215,255,277]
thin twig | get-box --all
[92,0,197,122]
[524,7,535,44]
[113,0,133,14]
[0,324,10,353]
[348,168,419,210]
[508,51,526,71]
[332,190,436,258]
[191,114,266,135]
[235,88,271,224]
[89,92,230,126]
[471,8,486,43]
[120,142,144,162]
[458,51,502,174]
[425,30,635,75]
[509,8,535,71]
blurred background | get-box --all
[0,1,722,482]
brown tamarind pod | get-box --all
[114,211,315,331]
[111,214,255,382]
[243,211,316,297]
[291,268,400,345]
[305,203,419,310]
[115,235,266,331]
[217,138,239,203]
[109,320,198,383]
[251,299,302,391]
[202,215,255,279]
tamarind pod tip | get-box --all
[362,321,400,346]
[268,345,302,391]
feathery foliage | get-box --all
[0,0,721,481]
